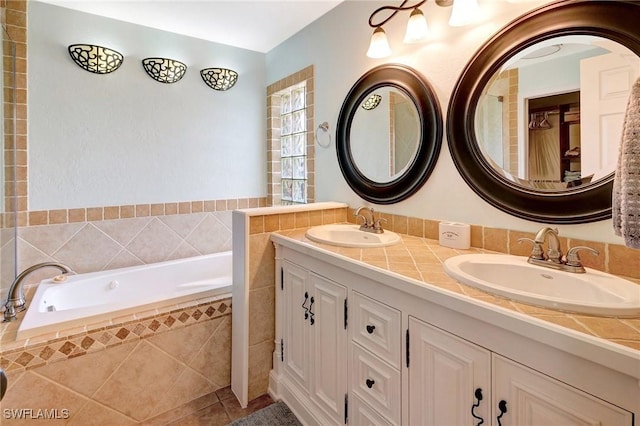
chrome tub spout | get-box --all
[3,262,74,322]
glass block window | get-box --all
[279,82,307,204]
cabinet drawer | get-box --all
[351,343,401,425]
[350,394,394,426]
[352,291,401,368]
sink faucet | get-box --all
[519,227,599,273]
[3,262,74,322]
[534,227,562,263]
[354,206,385,234]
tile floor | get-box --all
[142,386,274,426]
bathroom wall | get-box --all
[266,0,628,244]
[28,1,266,210]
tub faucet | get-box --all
[3,262,74,322]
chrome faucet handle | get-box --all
[565,246,600,268]
[518,237,545,260]
[372,217,387,233]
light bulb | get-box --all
[366,27,392,58]
[404,8,429,43]
[449,0,480,27]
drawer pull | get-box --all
[365,379,375,389]
[366,325,376,334]
[309,296,315,325]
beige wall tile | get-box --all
[280,213,295,230]
[608,244,640,278]
[407,217,424,237]
[248,286,275,346]
[264,215,280,232]
[249,234,275,290]
[249,216,264,234]
[484,227,508,253]
[120,205,135,218]
[28,210,47,225]
[104,206,119,220]
[247,340,275,401]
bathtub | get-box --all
[17,251,232,340]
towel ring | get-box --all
[316,122,331,148]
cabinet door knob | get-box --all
[365,379,375,389]
[366,325,376,334]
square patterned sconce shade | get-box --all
[200,68,238,91]
[142,58,187,83]
[68,44,124,74]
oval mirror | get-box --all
[337,64,443,204]
[448,0,640,223]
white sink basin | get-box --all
[305,224,401,248]
[443,254,640,317]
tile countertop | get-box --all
[273,228,640,353]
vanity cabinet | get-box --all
[270,241,637,426]
[408,316,491,425]
[493,355,633,425]
[280,260,348,425]
[408,317,632,426]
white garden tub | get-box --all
[17,251,232,340]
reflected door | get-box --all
[580,52,640,179]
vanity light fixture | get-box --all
[362,94,382,110]
[68,44,123,74]
[200,68,238,91]
[141,57,187,84]
[366,0,480,58]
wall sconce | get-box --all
[362,94,382,110]
[68,44,123,74]
[141,58,187,83]
[200,68,239,91]
[367,0,480,58]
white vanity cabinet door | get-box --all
[309,273,348,424]
[282,260,312,394]
[492,355,633,426]
[408,316,491,426]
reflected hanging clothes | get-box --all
[613,77,640,248]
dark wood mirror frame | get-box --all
[447,0,640,224]
[337,64,443,204]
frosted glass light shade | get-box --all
[404,8,429,43]
[449,0,480,27]
[366,27,391,58]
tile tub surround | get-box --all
[0,296,232,424]
[2,206,243,296]
[275,228,640,352]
